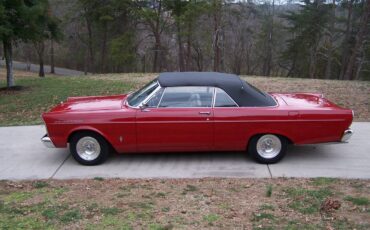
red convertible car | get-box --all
[42,72,353,165]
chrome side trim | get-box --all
[41,134,55,148]
[341,129,353,142]
[46,119,347,125]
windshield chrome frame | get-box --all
[126,81,162,109]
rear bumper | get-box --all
[341,129,353,142]
[41,134,55,148]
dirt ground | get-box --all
[0,178,369,229]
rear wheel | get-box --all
[69,132,109,165]
[248,134,287,164]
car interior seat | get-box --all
[188,94,201,107]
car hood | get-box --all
[49,94,127,113]
[271,93,340,108]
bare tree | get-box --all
[262,0,275,76]
[343,0,370,80]
[34,42,46,77]
[212,0,223,72]
[324,0,336,79]
[339,0,354,79]
[50,39,55,74]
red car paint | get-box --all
[42,91,353,154]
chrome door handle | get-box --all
[141,109,151,112]
[199,111,211,115]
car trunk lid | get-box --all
[271,93,341,108]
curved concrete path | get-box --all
[0,60,85,76]
[0,122,369,180]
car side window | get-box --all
[214,88,238,107]
[145,88,164,108]
[159,87,213,108]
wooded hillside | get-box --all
[3,0,370,80]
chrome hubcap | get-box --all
[76,137,100,161]
[256,135,281,159]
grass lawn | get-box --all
[1,71,369,126]
[0,73,147,126]
[0,178,369,229]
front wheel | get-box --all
[69,132,109,165]
[248,134,287,164]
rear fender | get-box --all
[246,130,295,148]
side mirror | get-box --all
[139,103,148,110]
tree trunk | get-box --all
[308,1,323,79]
[286,52,297,78]
[142,54,146,73]
[86,16,95,73]
[100,22,108,73]
[213,0,222,72]
[177,24,185,71]
[194,44,203,71]
[3,39,14,88]
[152,35,161,73]
[308,44,317,78]
[152,0,162,73]
[149,0,162,73]
[339,0,354,79]
[354,53,364,80]
[25,46,31,71]
[343,0,370,80]
[34,42,45,77]
[246,43,252,74]
[263,43,272,76]
[153,47,158,73]
[84,51,88,75]
[263,0,274,76]
[324,0,336,79]
[186,21,192,71]
[39,55,45,77]
[50,39,55,74]
[325,52,333,79]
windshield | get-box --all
[127,80,159,107]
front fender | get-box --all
[67,126,108,142]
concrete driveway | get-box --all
[0,123,369,180]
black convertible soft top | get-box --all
[158,72,276,107]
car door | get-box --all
[136,86,214,152]
[212,87,247,151]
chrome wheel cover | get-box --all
[256,135,282,159]
[76,136,101,161]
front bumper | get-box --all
[341,129,353,142]
[41,134,55,148]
